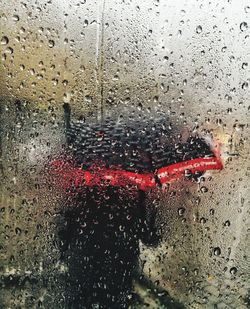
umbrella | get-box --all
[48,103,222,191]
[48,104,223,308]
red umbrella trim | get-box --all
[48,155,223,191]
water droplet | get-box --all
[196,25,203,34]
[10,255,15,262]
[230,267,237,275]
[137,102,143,111]
[48,39,55,48]
[200,186,208,193]
[79,65,85,72]
[119,225,125,231]
[200,217,206,224]
[29,68,35,75]
[20,27,26,34]
[213,247,221,256]
[13,15,20,22]
[52,78,58,86]
[242,82,248,90]
[184,169,192,177]
[37,74,43,80]
[63,92,71,103]
[85,95,92,103]
[62,79,68,86]
[113,74,119,81]
[126,214,131,220]
[1,36,9,45]
[5,47,13,54]
[221,46,227,53]
[15,227,22,235]
[240,22,248,31]
[224,220,231,227]
[242,62,248,69]
[194,197,200,205]
[209,209,215,216]
[153,96,159,103]
[178,207,185,216]
[245,6,250,13]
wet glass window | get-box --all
[0,0,249,308]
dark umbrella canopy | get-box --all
[66,116,214,170]
[49,104,222,191]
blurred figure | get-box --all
[53,104,222,308]
[58,185,160,309]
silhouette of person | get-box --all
[58,184,160,309]
[54,103,221,308]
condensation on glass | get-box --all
[0,0,249,308]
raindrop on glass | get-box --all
[210,209,215,215]
[1,36,9,45]
[242,62,248,69]
[62,79,69,86]
[13,15,20,22]
[200,217,206,224]
[240,22,248,31]
[20,27,26,34]
[200,186,208,193]
[5,47,13,54]
[245,6,250,13]
[242,82,248,90]
[213,247,221,256]
[48,39,55,48]
[221,46,227,53]
[178,207,186,216]
[196,25,203,34]
[15,227,22,235]
[230,267,237,275]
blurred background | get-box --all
[0,0,249,308]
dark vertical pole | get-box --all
[63,103,71,133]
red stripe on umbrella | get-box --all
[48,154,222,192]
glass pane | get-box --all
[1,0,249,308]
